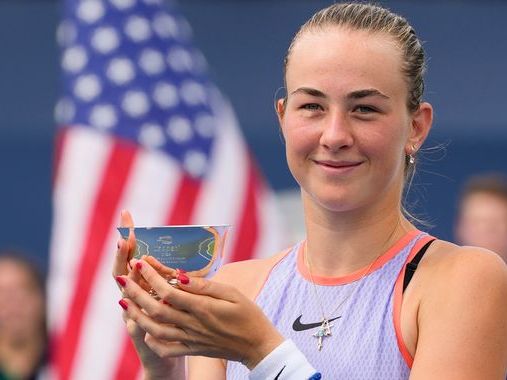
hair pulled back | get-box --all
[284,2,426,113]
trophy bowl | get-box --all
[117,225,230,279]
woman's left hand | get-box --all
[116,259,285,370]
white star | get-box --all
[122,91,150,118]
[139,123,166,149]
[152,12,178,39]
[74,74,102,101]
[139,48,165,76]
[77,0,105,24]
[54,98,76,123]
[107,58,136,85]
[125,15,152,43]
[109,0,136,10]
[194,113,215,138]
[166,47,193,72]
[167,116,193,143]
[89,104,118,130]
[57,20,77,47]
[152,82,179,109]
[183,150,207,178]
[62,46,88,73]
[180,80,206,106]
[91,27,120,54]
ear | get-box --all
[405,102,433,155]
[276,98,286,123]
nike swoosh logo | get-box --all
[292,314,341,332]
[274,365,286,380]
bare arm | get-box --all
[410,247,507,379]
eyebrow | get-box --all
[290,87,327,98]
[348,89,390,100]
[290,87,389,100]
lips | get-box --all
[314,159,363,169]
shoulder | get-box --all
[420,239,507,287]
[407,240,507,377]
[415,239,507,303]
[210,247,294,300]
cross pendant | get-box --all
[313,319,333,351]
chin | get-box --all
[308,190,364,213]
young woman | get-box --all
[113,3,507,379]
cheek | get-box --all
[281,117,318,157]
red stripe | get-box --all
[228,157,261,263]
[53,139,137,380]
[52,128,68,187]
[165,174,201,224]
[113,173,202,380]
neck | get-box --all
[302,193,416,277]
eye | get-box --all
[353,105,378,114]
[300,103,323,111]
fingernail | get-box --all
[115,276,127,287]
[162,300,172,306]
[119,299,128,310]
[135,261,142,271]
[177,273,189,285]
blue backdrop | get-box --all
[0,0,505,272]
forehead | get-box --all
[286,26,406,97]
[462,192,507,213]
[0,260,33,284]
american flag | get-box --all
[48,0,286,378]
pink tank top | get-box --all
[226,231,431,379]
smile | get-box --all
[313,159,363,173]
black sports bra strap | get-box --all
[402,238,436,293]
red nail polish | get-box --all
[162,300,172,306]
[177,273,189,285]
[115,276,127,287]
[119,299,128,310]
[135,261,142,271]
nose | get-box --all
[319,111,354,151]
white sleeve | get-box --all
[248,339,320,380]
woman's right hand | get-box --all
[112,210,185,379]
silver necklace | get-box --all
[305,243,383,351]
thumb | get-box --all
[177,274,239,303]
[120,209,134,227]
[118,210,137,261]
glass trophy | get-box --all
[117,225,230,279]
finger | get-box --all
[144,334,193,358]
[120,210,137,259]
[176,274,241,303]
[118,298,189,343]
[126,260,151,291]
[135,260,199,312]
[116,274,191,326]
[143,256,178,278]
[112,239,130,279]
[113,210,136,279]
[120,209,134,228]
[130,258,173,292]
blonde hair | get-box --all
[284,2,426,113]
